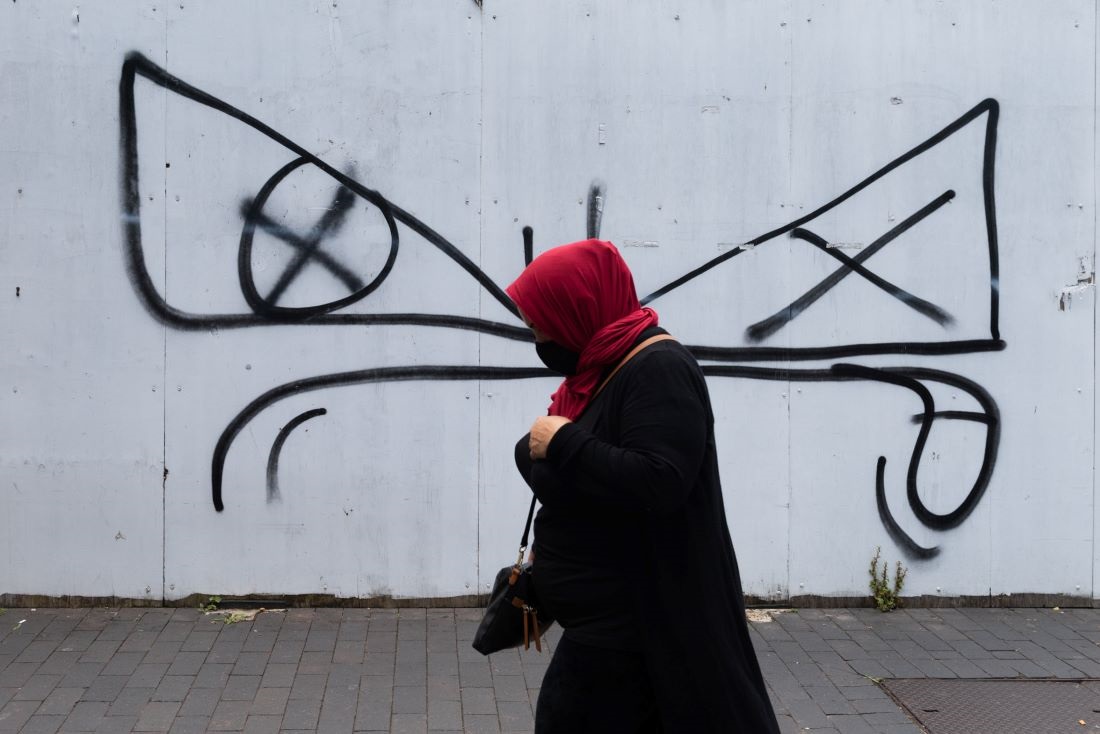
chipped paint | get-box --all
[1058,258,1095,311]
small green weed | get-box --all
[868,547,907,612]
[198,595,222,613]
[223,612,250,625]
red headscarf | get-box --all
[506,239,659,420]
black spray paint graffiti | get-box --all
[699,364,1001,560]
[119,51,1004,560]
[266,408,327,502]
[120,53,1002,360]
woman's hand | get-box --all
[529,416,572,460]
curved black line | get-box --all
[120,52,519,327]
[745,190,957,342]
[642,99,999,311]
[832,363,999,531]
[238,157,400,320]
[701,363,999,552]
[875,456,940,560]
[893,366,1001,531]
[266,408,327,502]
[522,226,533,267]
[212,366,553,511]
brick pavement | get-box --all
[0,605,1098,733]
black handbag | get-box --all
[472,495,555,654]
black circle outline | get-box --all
[238,156,400,320]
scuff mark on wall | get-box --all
[1057,257,1094,311]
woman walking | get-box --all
[508,238,780,733]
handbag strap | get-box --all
[517,333,678,560]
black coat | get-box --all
[516,334,779,732]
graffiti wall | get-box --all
[1,1,1096,604]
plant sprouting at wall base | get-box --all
[198,595,221,613]
[869,547,908,612]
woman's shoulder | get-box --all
[622,338,702,381]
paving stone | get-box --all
[392,686,426,715]
[365,632,396,655]
[852,697,904,715]
[193,664,232,689]
[178,688,220,717]
[250,687,289,716]
[297,652,332,675]
[100,654,144,678]
[496,700,534,732]
[142,642,184,666]
[0,699,40,731]
[59,700,109,732]
[458,662,492,688]
[151,676,193,703]
[59,664,105,689]
[861,710,914,727]
[15,673,63,701]
[426,653,458,677]
[427,698,462,730]
[289,674,326,701]
[19,714,66,734]
[241,715,281,734]
[81,676,128,702]
[221,675,261,701]
[0,662,40,687]
[491,675,528,703]
[462,713,501,734]
[520,664,546,691]
[281,699,321,730]
[95,714,139,733]
[393,662,426,688]
[167,716,208,734]
[389,712,426,733]
[107,688,153,717]
[971,658,1021,678]
[427,675,459,704]
[38,652,82,678]
[134,701,180,732]
[80,641,123,665]
[255,663,294,689]
[908,657,957,678]
[827,713,876,733]
[940,657,990,678]
[786,698,831,728]
[179,633,217,655]
[126,664,169,689]
[156,624,193,645]
[39,687,85,716]
[804,684,856,715]
[208,700,250,731]
[164,654,206,678]
[17,641,61,665]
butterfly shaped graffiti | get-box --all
[119,51,1003,560]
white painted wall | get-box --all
[1,0,1096,603]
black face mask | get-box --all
[536,340,580,376]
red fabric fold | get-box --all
[506,239,659,420]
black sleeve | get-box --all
[529,349,709,514]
